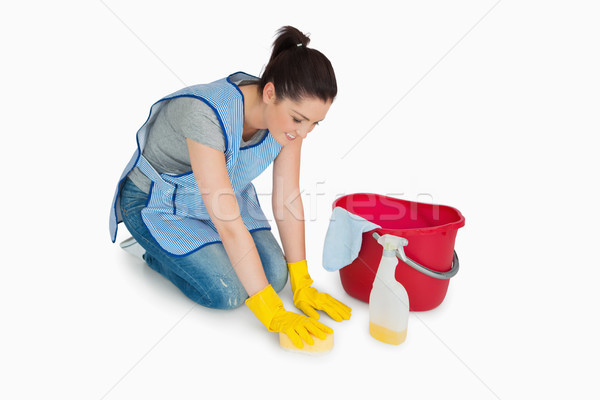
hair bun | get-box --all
[269,26,310,63]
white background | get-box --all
[2,0,599,399]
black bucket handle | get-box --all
[372,232,459,280]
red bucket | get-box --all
[333,193,465,311]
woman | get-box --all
[109,26,351,349]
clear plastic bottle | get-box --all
[369,234,410,345]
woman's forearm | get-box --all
[219,222,269,297]
[273,192,306,264]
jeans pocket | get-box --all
[120,179,149,215]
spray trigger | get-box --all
[395,242,409,263]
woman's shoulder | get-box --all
[165,96,219,124]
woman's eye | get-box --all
[292,117,302,123]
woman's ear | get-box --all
[262,82,276,104]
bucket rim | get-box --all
[332,192,465,234]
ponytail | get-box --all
[259,26,337,103]
[267,26,311,65]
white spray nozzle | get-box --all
[376,234,408,251]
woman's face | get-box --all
[263,84,332,146]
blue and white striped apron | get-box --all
[109,72,283,256]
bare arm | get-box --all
[272,137,306,264]
[186,138,268,296]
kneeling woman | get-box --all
[109,26,351,348]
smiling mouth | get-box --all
[285,133,296,140]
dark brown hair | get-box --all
[259,26,337,103]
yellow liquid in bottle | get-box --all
[370,322,407,345]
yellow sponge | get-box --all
[279,332,334,355]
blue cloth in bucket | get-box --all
[322,207,381,272]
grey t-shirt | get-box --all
[127,78,266,193]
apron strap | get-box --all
[135,155,173,191]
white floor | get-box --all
[3,1,599,399]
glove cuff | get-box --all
[287,259,313,295]
[245,284,284,332]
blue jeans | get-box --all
[119,178,288,309]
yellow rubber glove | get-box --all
[245,284,333,349]
[288,260,352,322]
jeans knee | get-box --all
[267,261,288,294]
[209,283,248,310]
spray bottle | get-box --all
[369,234,410,345]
